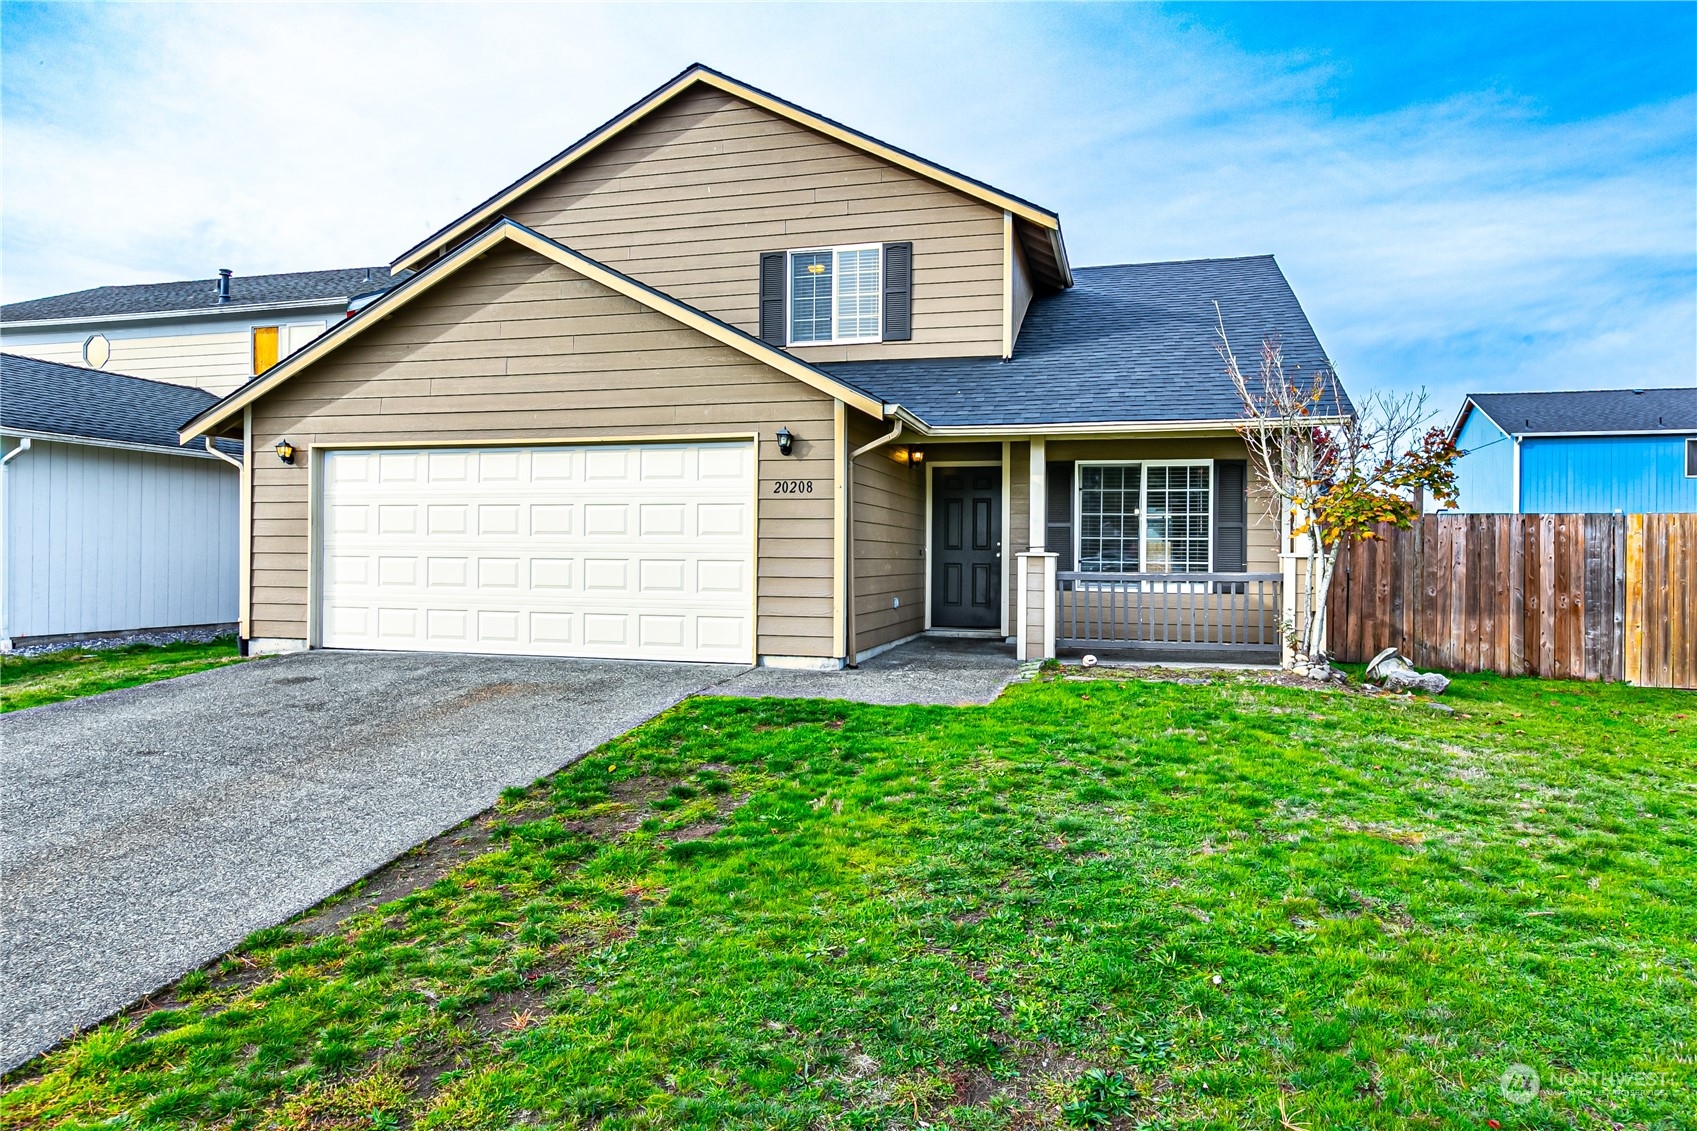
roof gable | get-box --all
[180,219,884,442]
[390,64,1070,287]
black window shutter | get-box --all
[1213,460,1248,573]
[758,252,786,345]
[882,242,913,341]
[1046,460,1074,571]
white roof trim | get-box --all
[1,426,232,461]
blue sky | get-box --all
[2,2,1692,418]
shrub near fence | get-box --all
[1327,513,1695,689]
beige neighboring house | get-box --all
[1,267,402,397]
[180,64,1350,669]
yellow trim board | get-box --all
[180,220,885,442]
[391,64,1063,274]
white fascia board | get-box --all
[0,426,231,460]
[1513,428,1697,438]
[2,298,350,332]
[898,415,1349,438]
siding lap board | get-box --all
[247,244,837,658]
[503,87,1006,362]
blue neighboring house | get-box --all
[1448,387,1697,514]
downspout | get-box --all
[204,437,242,469]
[1512,435,1523,514]
[0,438,25,648]
[843,416,904,668]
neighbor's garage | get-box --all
[318,441,755,663]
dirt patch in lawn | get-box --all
[468,985,553,1037]
[291,803,538,936]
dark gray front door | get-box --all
[932,466,1001,629]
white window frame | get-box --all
[785,244,883,346]
[1074,459,1215,576]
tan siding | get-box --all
[504,86,1006,361]
[246,244,838,657]
[850,412,925,654]
[1010,237,1034,347]
[1007,442,1030,630]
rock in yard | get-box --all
[1382,668,1451,695]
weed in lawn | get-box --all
[3,672,1693,1130]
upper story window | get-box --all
[760,242,909,348]
[1077,461,1213,574]
[788,245,882,345]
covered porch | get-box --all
[847,430,1301,668]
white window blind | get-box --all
[1144,465,1212,572]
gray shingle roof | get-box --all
[1466,388,1697,436]
[822,255,1344,428]
[1,353,238,456]
[1,267,404,323]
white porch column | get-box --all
[1017,438,1057,661]
[1028,437,1046,549]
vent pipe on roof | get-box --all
[217,269,232,303]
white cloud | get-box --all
[3,3,1691,415]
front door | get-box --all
[932,466,1001,629]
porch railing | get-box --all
[1056,571,1282,652]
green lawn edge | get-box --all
[0,637,247,712]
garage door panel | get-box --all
[321,442,754,662]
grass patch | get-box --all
[3,670,1693,1129]
[0,636,245,712]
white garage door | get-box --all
[318,442,755,662]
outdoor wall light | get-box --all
[776,427,795,456]
[274,438,297,464]
[910,447,925,463]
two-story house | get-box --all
[179,64,1347,668]
[2,267,402,396]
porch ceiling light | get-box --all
[776,427,795,456]
[274,438,297,464]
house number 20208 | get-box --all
[773,479,815,494]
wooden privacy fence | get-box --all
[1327,513,1696,689]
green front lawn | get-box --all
[0,637,245,712]
[4,670,1693,1129]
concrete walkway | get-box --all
[711,635,1019,705]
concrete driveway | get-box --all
[0,650,743,1071]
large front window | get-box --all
[1077,461,1212,573]
[788,245,881,344]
